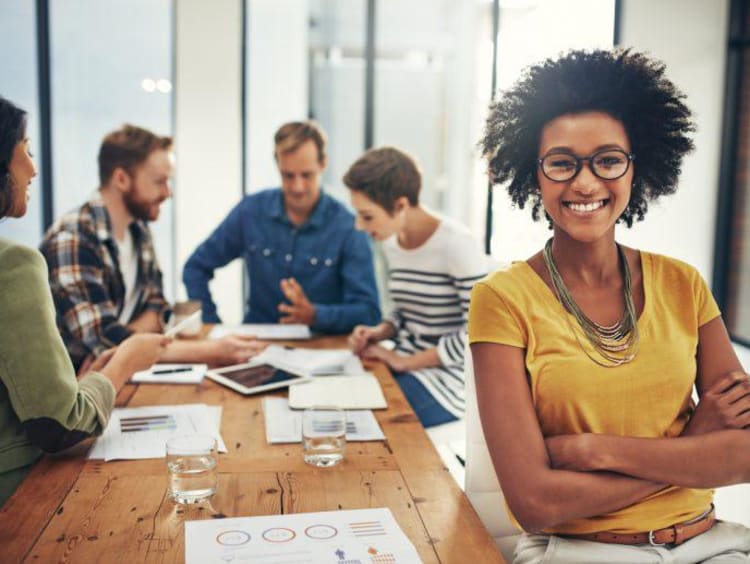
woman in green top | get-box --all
[0,96,170,506]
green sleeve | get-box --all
[0,244,115,439]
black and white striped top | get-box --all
[383,217,487,418]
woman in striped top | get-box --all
[344,147,487,427]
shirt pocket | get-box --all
[299,254,337,272]
[296,254,338,289]
[247,243,282,267]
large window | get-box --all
[240,0,616,311]
[486,0,616,262]
[716,0,750,345]
[250,0,493,238]
[371,0,487,232]
[0,2,42,247]
[0,0,175,295]
[49,0,175,295]
[308,0,368,202]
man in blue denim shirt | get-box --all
[183,121,381,334]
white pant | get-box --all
[513,521,750,564]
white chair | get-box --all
[426,419,466,487]
[464,345,522,561]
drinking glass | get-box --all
[302,406,346,467]
[166,435,217,503]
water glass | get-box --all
[166,435,217,503]
[302,406,346,467]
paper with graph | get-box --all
[88,404,227,461]
[263,397,385,443]
[185,507,422,564]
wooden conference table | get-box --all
[0,333,504,563]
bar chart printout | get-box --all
[88,404,227,461]
[119,414,177,433]
[185,508,423,564]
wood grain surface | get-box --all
[0,334,504,563]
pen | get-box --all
[152,367,193,375]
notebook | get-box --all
[288,374,387,410]
[130,364,207,384]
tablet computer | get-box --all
[206,363,308,395]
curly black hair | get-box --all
[0,96,28,219]
[481,48,695,227]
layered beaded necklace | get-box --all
[542,238,639,367]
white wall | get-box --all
[621,1,750,368]
[617,0,729,282]
[174,0,244,322]
[623,3,750,524]
[487,0,728,286]
[486,0,617,262]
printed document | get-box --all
[185,507,423,564]
[209,324,311,340]
[263,397,385,443]
[88,404,226,461]
[255,345,367,377]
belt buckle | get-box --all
[648,530,665,547]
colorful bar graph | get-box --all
[119,414,177,433]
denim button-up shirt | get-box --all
[182,188,380,334]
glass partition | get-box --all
[0,2,42,247]
[49,0,175,295]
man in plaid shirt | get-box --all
[41,125,264,370]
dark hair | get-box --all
[0,96,29,219]
[343,146,421,213]
[98,124,173,185]
[274,121,327,164]
[481,48,695,227]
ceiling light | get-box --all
[157,79,173,94]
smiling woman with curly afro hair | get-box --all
[468,48,750,561]
[481,48,694,226]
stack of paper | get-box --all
[185,508,423,564]
[209,324,311,340]
[131,364,207,384]
[88,404,227,461]
[255,345,367,377]
[263,397,385,443]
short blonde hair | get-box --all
[274,121,327,163]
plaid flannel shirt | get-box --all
[40,198,168,369]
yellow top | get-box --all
[468,250,719,535]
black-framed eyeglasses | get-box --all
[537,148,635,183]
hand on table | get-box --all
[208,335,268,366]
[348,325,382,355]
[278,277,316,325]
[361,344,409,373]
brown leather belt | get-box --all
[564,507,716,546]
